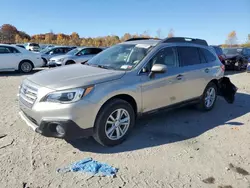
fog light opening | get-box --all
[56,124,65,135]
[48,122,65,136]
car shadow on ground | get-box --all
[68,92,250,154]
[0,68,45,77]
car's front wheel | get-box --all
[42,58,47,66]
[197,82,217,111]
[93,99,135,146]
[234,61,241,71]
[19,61,33,73]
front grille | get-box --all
[19,84,38,108]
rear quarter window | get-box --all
[200,48,217,62]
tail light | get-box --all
[218,55,224,62]
[220,64,225,71]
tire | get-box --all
[93,99,135,146]
[42,58,47,66]
[65,60,75,65]
[234,61,241,71]
[197,82,217,111]
[18,61,33,73]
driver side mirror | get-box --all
[49,51,53,55]
[149,64,167,78]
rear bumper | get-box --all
[19,111,94,139]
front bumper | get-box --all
[47,61,62,67]
[18,84,99,139]
[19,110,94,139]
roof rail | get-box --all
[125,37,159,42]
[161,37,208,46]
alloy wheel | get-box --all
[105,108,130,140]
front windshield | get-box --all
[87,44,151,70]
[40,47,53,54]
[66,48,81,55]
[223,48,241,55]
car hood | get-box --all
[50,54,72,60]
[26,64,126,90]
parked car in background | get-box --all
[18,37,236,147]
[40,46,76,66]
[242,48,250,58]
[244,48,250,73]
[222,48,248,70]
[25,43,40,52]
[210,45,226,64]
[16,44,26,49]
[47,47,104,67]
[0,44,43,73]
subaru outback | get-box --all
[19,37,232,146]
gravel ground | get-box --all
[0,70,250,188]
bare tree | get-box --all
[167,28,174,38]
[156,29,162,39]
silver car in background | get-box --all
[47,47,104,67]
[25,43,40,52]
[40,46,76,66]
[19,37,233,146]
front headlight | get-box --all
[58,58,65,62]
[41,87,93,103]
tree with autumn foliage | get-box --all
[226,31,238,46]
[1,23,250,48]
[69,32,80,46]
[0,24,18,43]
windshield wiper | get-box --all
[89,64,115,70]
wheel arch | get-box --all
[65,60,76,65]
[95,94,138,122]
[209,79,219,89]
[18,59,34,69]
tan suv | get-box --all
[19,37,235,146]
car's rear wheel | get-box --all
[197,82,217,111]
[19,61,33,73]
[93,99,135,146]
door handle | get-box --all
[204,68,209,73]
[176,74,183,80]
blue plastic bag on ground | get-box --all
[57,158,118,177]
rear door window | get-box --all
[7,47,20,53]
[198,48,207,64]
[64,48,72,53]
[177,47,201,66]
[200,48,217,62]
[92,48,103,54]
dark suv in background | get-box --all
[210,45,226,65]
[222,48,248,71]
